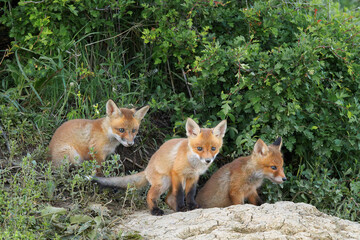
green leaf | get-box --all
[40,206,67,217]
[334,139,342,146]
[347,111,353,119]
[77,221,93,234]
[274,62,282,73]
[221,103,231,115]
[68,5,79,16]
[253,102,261,113]
[273,82,283,94]
[70,215,93,224]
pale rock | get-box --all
[115,201,360,240]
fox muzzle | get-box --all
[122,140,134,147]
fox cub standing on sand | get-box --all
[48,99,149,172]
[91,118,227,216]
[196,137,286,208]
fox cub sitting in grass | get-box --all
[196,137,286,208]
[48,99,149,174]
[91,118,227,216]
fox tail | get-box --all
[88,171,148,189]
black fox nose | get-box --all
[205,159,212,163]
[282,177,287,181]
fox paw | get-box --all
[187,202,201,210]
[177,205,187,212]
[151,207,164,216]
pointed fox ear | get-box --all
[186,118,201,137]
[134,105,150,121]
[272,136,282,150]
[106,100,121,117]
[213,120,227,138]
[253,139,269,156]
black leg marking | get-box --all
[175,183,186,212]
[186,184,200,210]
[151,207,164,216]
[256,196,263,206]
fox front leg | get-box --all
[229,188,245,205]
[185,177,200,210]
[170,172,186,212]
[247,190,263,206]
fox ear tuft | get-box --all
[273,136,282,149]
[134,105,150,121]
[106,100,121,117]
[213,120,227,138]
[186,118,201,137]
[253,139,269,156]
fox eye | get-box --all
[271,166,277,170]
[211,147,216,151]
[132,129,137,133]
[119,128,125,133]
[197,147,203,151]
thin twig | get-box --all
[0,48,12,67]
[124,157,144,169]
[181,68,192,99]
[315,45,348,64]
[22,0,44,4]
[95,6,111,11]
[346,31,360,42]
[85,23,142,47]
[181,68,196,115]
[167,59,175,93]
[104,199,113,206]
[108,216,125,228]
[31,26,44,49]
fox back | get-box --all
[196,137,285,208]
[49,99,149,169]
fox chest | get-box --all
[99,139,120,156]
[182,160,209,178]
[247,171,264,189]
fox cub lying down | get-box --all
[48,99,149,174]
[196,137,286,208]
[91,118,227,215]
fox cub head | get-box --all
[186,118,227,166]
[253,137,286,184]
[106,99,149,147]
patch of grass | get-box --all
[0,152,148,239]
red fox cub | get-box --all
[91,118,227,215]
[196,137,286,208]
[48,99,149,173]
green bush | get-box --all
[1,0,136,53]
[0,0,359,231]
[140,0,360,221]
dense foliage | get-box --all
[1,0,359,238]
